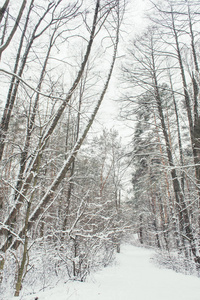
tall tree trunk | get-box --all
[0,0,34,160]
[171,6,200,191]
[168,71,185,192]
[14,26,56,202]
[0,0,100,246]
[151,42,200,265]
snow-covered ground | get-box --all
[8,245,200,300]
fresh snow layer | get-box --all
[9,245,200,300]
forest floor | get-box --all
[9,245,200,300]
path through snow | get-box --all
[11,245,200,300]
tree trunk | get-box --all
[152,50,200,265]
[0,0,100,247]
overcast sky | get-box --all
[92,0,150,143]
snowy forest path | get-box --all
[91,245,200,300]
[13,245,200,300]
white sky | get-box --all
[92,0,150,143]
